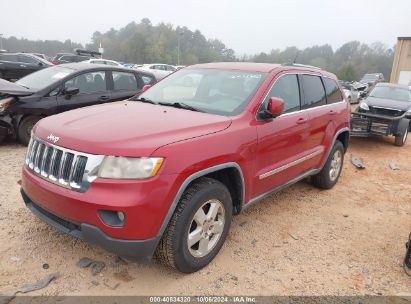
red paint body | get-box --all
[21,63,350,242]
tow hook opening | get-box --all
[98,210,126,227]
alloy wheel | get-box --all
[329,150,342,182]
[187,199,225,258]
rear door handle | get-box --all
[99,95,110,101]
[329,110,337,115]
[296,117,308,124]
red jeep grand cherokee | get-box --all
[21,62,350,273]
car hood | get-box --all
[34,101,232,156]
[365,96,411,112]
[0,79,35,97]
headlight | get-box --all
[359,101,369,111]
[0,97,15,113]
[98,156,164,179]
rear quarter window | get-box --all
[140,74,156,85]
[323,77,343,104]
[112,71,138,90]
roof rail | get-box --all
[282,62,322,70]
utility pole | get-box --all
[177,31,183,65]
[177,33,180,66]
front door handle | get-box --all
[296,117,308,125]
[99,95,110,101]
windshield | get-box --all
[16,66,73,90]
[369,86,411,102]
[137,68,266,116]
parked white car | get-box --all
[137,64,177,80]
[83,59,123,67]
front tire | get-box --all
[155,177,232,273]
[18,116,42,145]
[395,128,408,147]
[312,141,345,189]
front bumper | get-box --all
[350,111,409,137]
[21,164,181,240]
[21,189,159,262]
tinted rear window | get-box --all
[113,71,138,90]
[301,75,326,109]
[323,78,343,104]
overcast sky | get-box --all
[1,0,410,54]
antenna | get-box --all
[293,50,300,64]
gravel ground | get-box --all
[0,136,410,296]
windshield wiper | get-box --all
[159,102,204,112]
[131,97,157,104]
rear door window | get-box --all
[263,74,301,113]
[112,71,138,91]
[300,75,326,109]
[323,77,343,104]
[64,71,107,93]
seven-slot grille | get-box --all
[26,138,88,190]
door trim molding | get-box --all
[259,148,324,180]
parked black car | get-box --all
[52,49,101,65]
[0,63,156,144]
[0,53,52,81]
[351,83,411,146]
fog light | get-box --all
[117,211,125,222]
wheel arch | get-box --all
[319,127,350,170]
[156,162,245,240]
[336,129,350,152]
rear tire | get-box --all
[311,141,345,190]
[395,128,408,147]
[155,177,232,273]
[18,116,42,146]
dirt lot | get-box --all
[0,136,410,296]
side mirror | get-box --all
[142,84,152,92]
[260,97,284,119]
[38,62,44,66]
[64,87,79,99]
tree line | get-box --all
[247,41,394,81]
[1,19,394,81]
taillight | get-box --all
[51,60,59,65]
